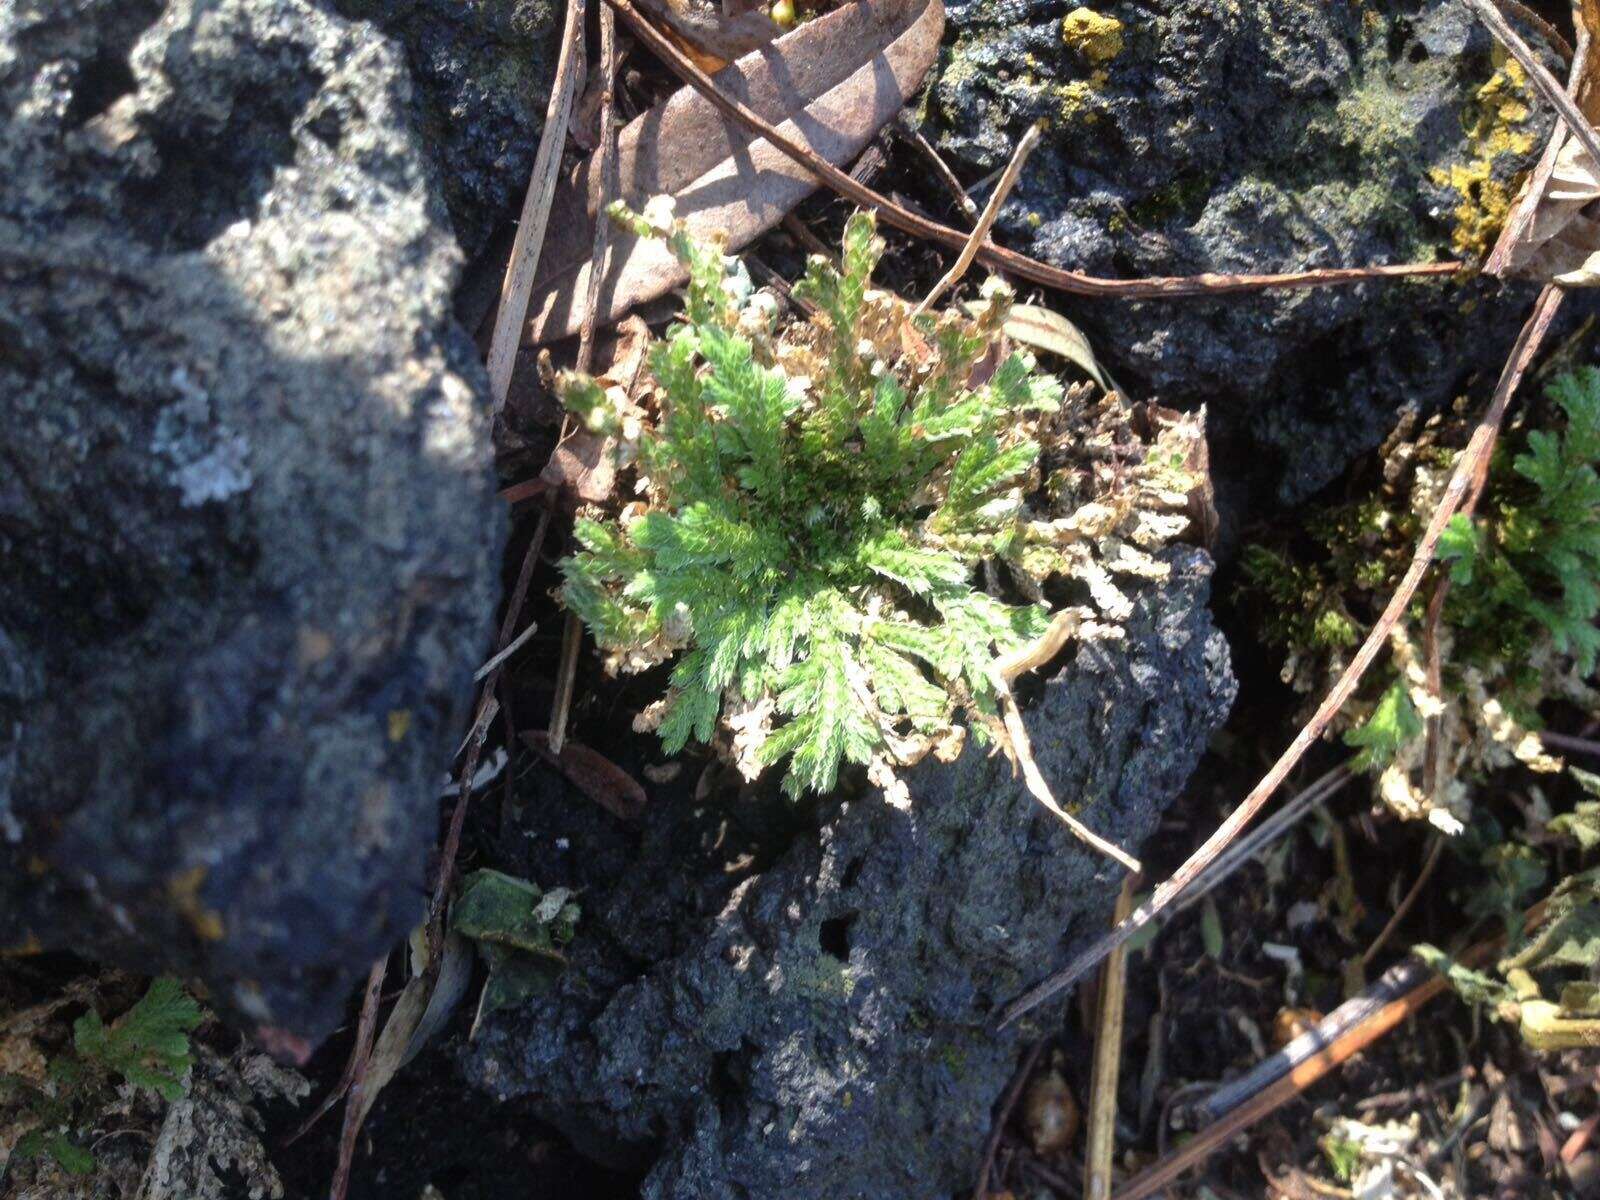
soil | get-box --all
[252,476,1600,1197]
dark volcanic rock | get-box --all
[332,0,561,259]
[0,0,501,1040]
[463,549,1234,1199]
[922,0,1559,516]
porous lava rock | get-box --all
[0,0,501,1040]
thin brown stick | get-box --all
[1085,878,1137,1200]
[1464,0,1600,170]
[1495,0,1576,63]
[576,1,620,377]
[547,610,584,755]
[1488,19,1589,275]
[427,507,554,951]
[893,115,980,222]
[487,0,586,406]
[999,283,1566,1030]
[1540,729,1600,757]
[783,212,838,262]
[326,958,387,1200]
[974,1040,1045,1200]
[1118,907,1543,1200]
[915,122,1041,317]
[602,0,1461,301]
[1360,835,1446,970]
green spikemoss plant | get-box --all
[1244,370,1600,831]
[557,200,1203,814]
[3,977,201,1178]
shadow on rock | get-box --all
[0,0,503,1044]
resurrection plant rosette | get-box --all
[557,200,1203,845]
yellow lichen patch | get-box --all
[1429,54,1537,259]
[387,708,412,742]
[1055,71,1108,124]
[168,864,226,941]
[1061,7,1123,65]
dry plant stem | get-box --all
[1127,914,1538,1200]
[1540,728,1600,757]
[576,3,620,377]
[1165,762,1355,924]
[1464,0,1600,169]
[547,610,584,755]
[992,669,1140,870]
[430,506,554,952]
[475,621,538,681]
[915,122,1041,316]
[893,116,979,221]
[974,1039,1045,1200]
[604,0,1460,299]
[1487,18,1589,275]
[1085,878,1137,1200]
[1496,0,1576,62]
[288,948,392,1147]
[783,212,838,262]
[486,0,586,406]
[1361,835,1446,970]
[998,283,1566,1031]
[326,958,388,1200]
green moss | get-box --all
[1128,171,1216,227]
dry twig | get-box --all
[999,283,1566,1030]
[486,0,587,405]
[602,0,1460,301]
[1360,835,1446,970]
[1463,0,1600,170]
[576,2,620,377]
[991,666,1140,871]
[914,122,1041,316]
[892,115,980,221]
[974,1040,1045,1200]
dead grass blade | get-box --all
[1085,877,1136,1200]
[598,0,1460,305]
[998,283,1566,1031]
[486,0,587,403]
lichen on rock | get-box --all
[922,0,1564,514]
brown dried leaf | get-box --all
[638,0,782,68]
[524,0,945,343]
[523,732,648,820]
[1488,2,1600,283]
[964,300,1113,390]
[1489,136,1600,284]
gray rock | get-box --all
[0,0,501,1040]
[463,548,1234,1199]
[922,0,1560,513]
[331,0,561,259]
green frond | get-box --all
[555,205,1121,799]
